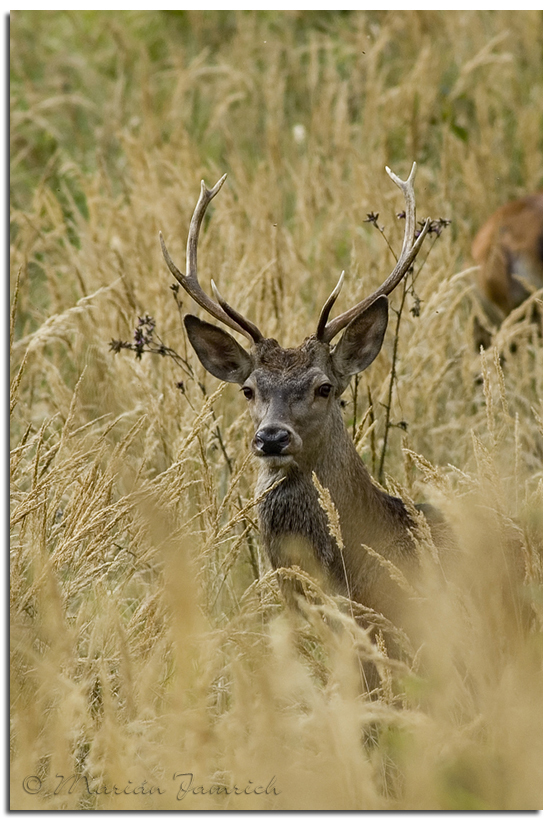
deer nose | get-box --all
[254,426,291,456]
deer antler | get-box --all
[160,175,264,344]
[317,163,431,343]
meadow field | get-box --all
[10,10,542,810]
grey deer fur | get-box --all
[160,164,445,644]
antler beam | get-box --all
[317,163,430,343]
[160,175,264,344]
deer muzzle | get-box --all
[253,424,298,458]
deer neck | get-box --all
[312,418,409,550]
[256,406,413,572]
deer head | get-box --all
[159,165,429,474]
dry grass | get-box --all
[10,10,542,810]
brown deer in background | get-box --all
[472,193,543,340]
[160,165,446,678]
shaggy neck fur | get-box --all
[256,399,417,610]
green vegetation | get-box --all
[10,11,542,810]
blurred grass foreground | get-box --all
[10,11,542,810]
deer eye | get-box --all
[241,386,254,401]
[316,383,333,399]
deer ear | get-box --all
[184,315,253,384]
[331,296,389,380]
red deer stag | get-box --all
[472,193,543,336]
[160,164,445,669]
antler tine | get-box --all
[210,279,264,342]
[159,174,264,344]
[319,163,430,344]
[316,271,345,340]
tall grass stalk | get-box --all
[10,10,542,810]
